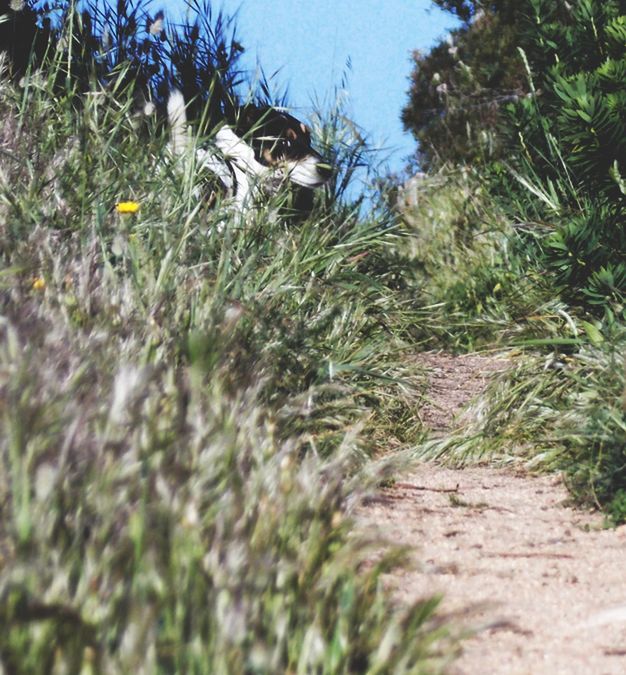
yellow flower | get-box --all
[32,277,46,291]
[116,201,140,214]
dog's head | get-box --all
[236,106,332,189]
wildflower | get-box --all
[116,200,140,214]
[32,276,46,291]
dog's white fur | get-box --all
[167,90,327,211]
[285,154,328,189]
[168,90,273,210]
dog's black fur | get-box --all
[235,105,331,180]
[0,2,332,212]
[168,90,332,212]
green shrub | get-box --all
[497,0,626,310]
[395,167,553,350]
[402,0,532,168]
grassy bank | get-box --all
[0,23,457,672]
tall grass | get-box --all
[416,311,626,520]
[396,166,559,350]
[0,7,460,671]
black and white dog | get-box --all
[167,90,331,211]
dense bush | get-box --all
[395,167,552,350]
[499,0,626,310]
[401,0,530,168]
[404,1,625,310]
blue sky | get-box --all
[179,1,458,174]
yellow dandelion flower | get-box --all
[116,201,141,214]
[32,277,46,291]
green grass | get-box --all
[0,64,459,671]
[423,329,626,513]
[397,165,626,524]
[396,167,556,350]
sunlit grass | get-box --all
[0,45,459,671]
[413,288,626,523]
[396,166,560,350]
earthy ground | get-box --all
[360,353,626,675]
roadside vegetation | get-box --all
[0,1,457,671]
[400,0,626,522]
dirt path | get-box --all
[360,353,626,674]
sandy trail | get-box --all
[360,353,626,674]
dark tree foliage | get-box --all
[0,0,246,128]
[405,0,625,306]
[430,0,477,22]
[0,0,52,77]
[402,0,531,168]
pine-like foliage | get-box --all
[503,0,626,309]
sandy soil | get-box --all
[413,352,507,433]
[360,352,626,674]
